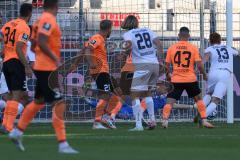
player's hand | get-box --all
[203,74,208,81]
[25,66,33,78]
[166,73,171,82]
[54,58,62,68]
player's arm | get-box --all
[165,62,171,81]
[203,52,210,63]
[231,47,240,57]
[121,40,132,56]
[165,48,172,81]
[195,47,207,80]
[84,45,97,69]
[16,41,33,77]
[153,37,163,59]
[69,49,85,72]
[38,33,59,65]
[0,31,3,57]
[196,61,207,81]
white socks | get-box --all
[144,97,155,122]
[203,94,211,106]
[132,99,142,128]
[0,100,6,110]
[206,102,217,117]
[18,103,24,115]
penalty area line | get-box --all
[0,133,92,139]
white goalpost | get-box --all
[226,0,234,123]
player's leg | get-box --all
[206,70,230,119]
[39,70,78,153]
[1,59,27,132]
[129,68,152,131]
[102,75,122,129]
[92,73,111,129]
[142,64,159,129]
[9,71,46,151]
[206,81,227,118]
[188,82,214,128]
[162,83,183,128]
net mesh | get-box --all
[1,0,240,122]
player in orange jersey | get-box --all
[9,0,78,154]
[162,27,214,128]
[0,3,32,134]
[84,20,122,129]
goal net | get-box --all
[0,0,239,123]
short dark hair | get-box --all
[209,32,221,44]
[100,20,112,31]
[20,3,32,17]
[179,27,190,34]
[43,0,58,9]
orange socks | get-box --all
[141,100,147,111]
[162,104,173,120]
[106,96,119,114]
[196,100,207,119]
[95,99,107,122]
[18,101,45,131]
[110,101,122,119]
[3,100,19,132]
[52,102,66,142]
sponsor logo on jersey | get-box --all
[21,33,29,41]
[90,40,97,45]
[43,23,51,31]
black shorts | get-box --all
[34,70,62,103]
[2,59,26,91]
[120,71,134,95]
[167,81,201,100]
[92,72,118,93]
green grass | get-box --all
[0,123,240,160]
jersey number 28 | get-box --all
[135,32,152,50]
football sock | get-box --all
[95,99,107,122]
[18,101,44,131]
[132,99,142,128]
[162,104,172,120]
[107,95,122,118]
[4,100,19,131]
[17,103,24,115]
[144,97,155,122]
[0,100,6,110]
[206,102,217,117]
[203,94,211,106]
[196,100,207,119]
[110,100,122,119]
[141,99,147,111]
[52,102,66,142]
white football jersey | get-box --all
[122,27,159,64]
[204,44,239,72]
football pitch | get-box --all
[0,123,240,160]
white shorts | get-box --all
[207,69,231,99]
[0,72,9,94]
[131,63,159,91]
